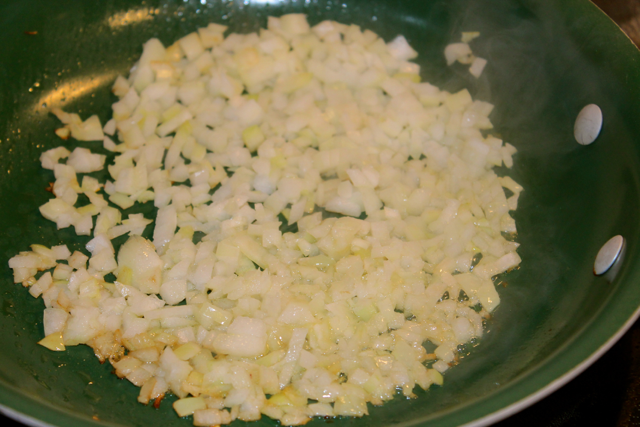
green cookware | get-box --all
[1,0,639,425]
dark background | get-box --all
[4,0,640,426]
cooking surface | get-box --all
[2,1,640,426]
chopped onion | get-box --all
[9,14,522,427]
[469,57,488,78]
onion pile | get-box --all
[8,14,522,426]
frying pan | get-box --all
[1,0,639,426]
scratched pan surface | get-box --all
[1,0,640,426]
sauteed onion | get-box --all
[9,14,521,426]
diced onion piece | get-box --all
[38,332,66,351]
[174,397,207,417]
[469,57,487,78]
[117,236,163,294]
[66,147,106,173]
[461,32,480,43]
[69,115,104,141]
[40,147,70,170]
[279,14,311,36]
[444,42,473,66]
[178,33,204,61]
[387,35,418,61]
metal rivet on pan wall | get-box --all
[574,104,603,145]
[594,235,625,276]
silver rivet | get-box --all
[574,104,603,145]
[594,235,625,276]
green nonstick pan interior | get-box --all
[1,0,640,426]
